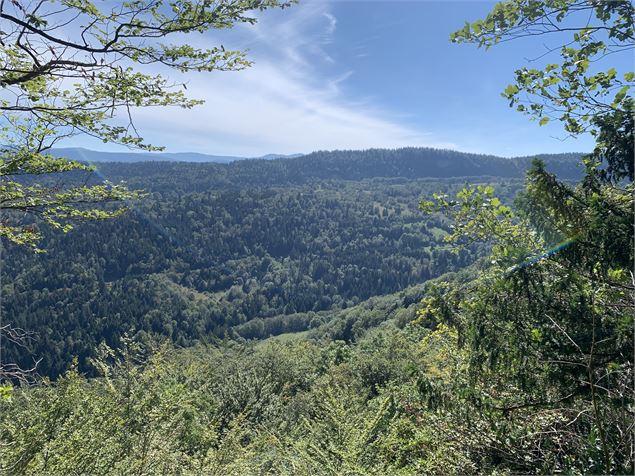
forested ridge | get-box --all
[4,148,543,378]
[94,147,584,191]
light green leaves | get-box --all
[0,384,12,401]
[0,0,292,249]
[420,184,538,267]
[451,0,634,137]
[504,84,519,96]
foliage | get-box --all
[0,323,499,475]
[404,2,635,472]
[419,165,634,472]
[0,0,290,249]
[4,148,565,378]
[451,0,634,181]
[4,162,503,377]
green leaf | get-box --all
[613,85,630,104]
[503,84,519,96]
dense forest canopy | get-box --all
[92,148,584,190]
[0,0,290,249]
[0,0,291,386]
[3,148,551,378]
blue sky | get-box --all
[83,0,632,157]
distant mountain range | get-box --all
[51,147,303,163]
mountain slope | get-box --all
[3,147,584,378]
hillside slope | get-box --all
[3,147,581,377]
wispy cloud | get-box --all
[323,12,337,35]
[108,1,448,156]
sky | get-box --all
[76,0,633,158]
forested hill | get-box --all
[3,147,583,378]
[94,147,584,191]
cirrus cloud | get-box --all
[79,1,451,156]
